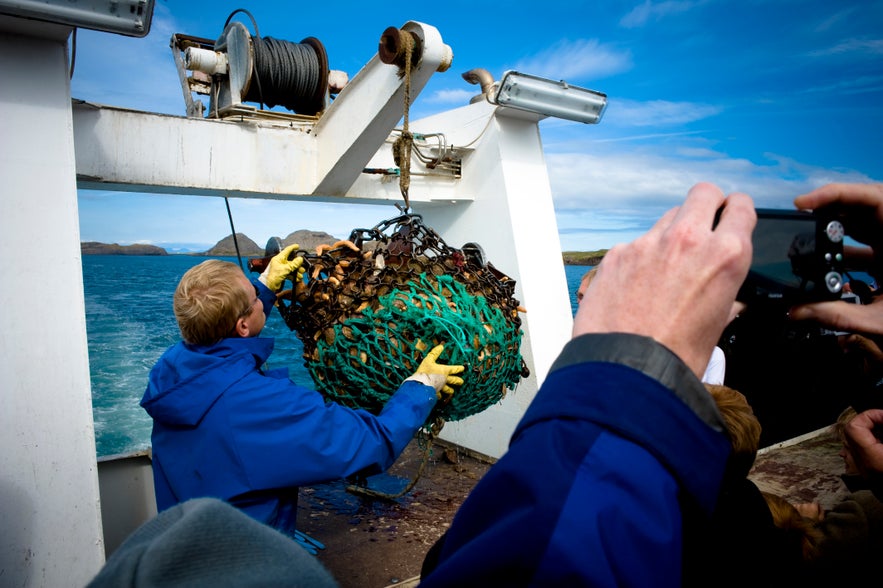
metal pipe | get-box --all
[461,68,495,103]
[184,46,228,75]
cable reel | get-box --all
[182,16,329,117]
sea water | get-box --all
[83,256,592,457]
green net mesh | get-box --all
[268,213,529,427]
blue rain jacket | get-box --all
[141,284,437,536]
[420,333,732,588]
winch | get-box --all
[171,8,340,119]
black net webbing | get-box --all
[272,213,529,427]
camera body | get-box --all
[738,208,846,305]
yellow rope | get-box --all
[391,31,414,212]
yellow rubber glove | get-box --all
[405,343,465,400]
[259,244,306,292]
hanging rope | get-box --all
[391,32,414,212]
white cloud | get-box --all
[545,142,876,251]
[813,7,858,32]
[424,88,478,104]
[620,0,707,28]
[605,98,723,127]
[512,39,632,81]
[809,38,883,57]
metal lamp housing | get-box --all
[0,0,155,37]
[493,71,607,124]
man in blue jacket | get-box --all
[420,182,756,587]
[141,244,464,538]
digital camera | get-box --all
[737,208,846,305]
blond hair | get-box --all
[174,260,251,345]
[762,491,823,561]
[831,405,858,445]
[576,267,598,302]
[706,384,762,478]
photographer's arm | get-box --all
[576,182,755,379]
[420,183,753,587]
[790,297,883,337]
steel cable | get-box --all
[247,36,322,114]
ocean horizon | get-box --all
[84,256,592,458]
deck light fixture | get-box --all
[491,71,607,124]
[0,0,155,37]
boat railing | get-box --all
[97,449,157,556]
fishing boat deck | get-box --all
[294,426,849,588]
[296,438,491,588]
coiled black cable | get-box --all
[246,36,323,114]
[223,8,326,115]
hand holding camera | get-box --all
[578,182,755,380]
[787,183,883,337]
[844,407,883,477]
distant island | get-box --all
[82,235,607,265]
[201,230,339,257]
[562,250,607,266]
[80,230,339,257]
[81,242,168,256]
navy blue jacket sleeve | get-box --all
[420,333,732,587]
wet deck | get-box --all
[296,438,493,588]
[295,426,849,588]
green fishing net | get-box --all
[269,213,529,426]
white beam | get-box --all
[314,21,452,196]
[73,102,319,197]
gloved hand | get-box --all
[405,343,465,400]
[259,244,305,292]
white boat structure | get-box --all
[0,3,612,585]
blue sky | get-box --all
[73,0,883,252]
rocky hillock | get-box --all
[204,230,342,258]
[202,233,262,256]
[280,230,340,253]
